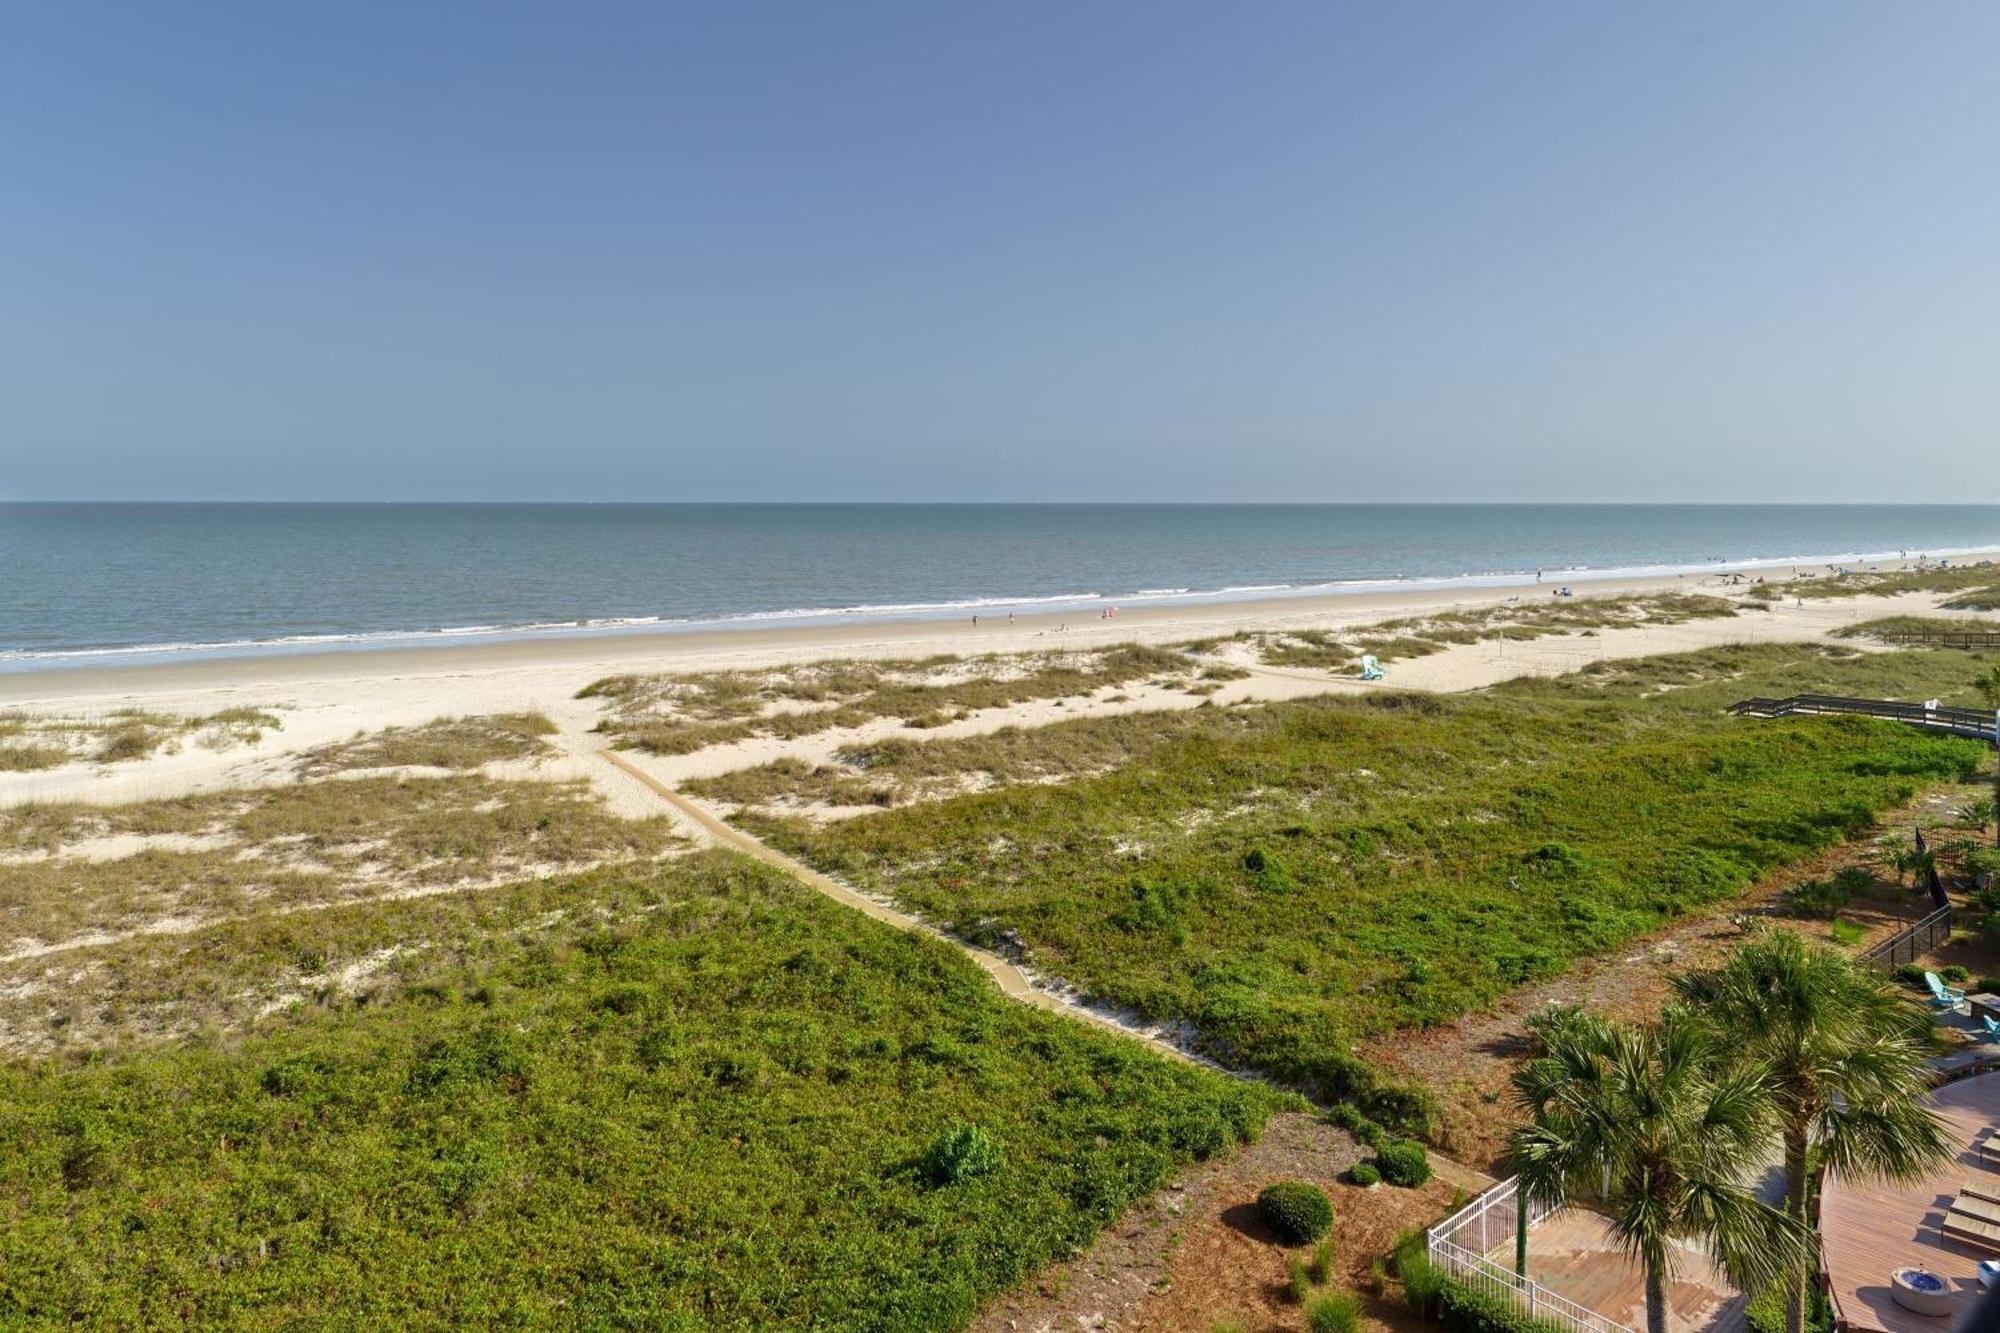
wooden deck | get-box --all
[1499,1209,1748,1333]
[1820,1071,2000,1333]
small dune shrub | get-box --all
[1288,1255,1313,1304]
[1348,1161,1381,1187]
[1376,1140,1432,1187]
[1308,1237,1337,1284]
[921,1124,1004,1186]
[1780,877,1848,920]
[1831,865,1875,895]
[1258,1181,1334,1244]
[1306,1290,1361,1333]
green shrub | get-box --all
[1831,866,1874,894]
[1893,963,1927,988]
[1943,964,1971,985]
[920,1124,1004,1186]
[1306,1290,1361,1333]
[1258,1181,1335,1244]
[1210,1320,1251,1333]
[1780,877,1848,920]
[1405,1259,1571,1333]
[1348,1162,1381,1187]
[1327,1101,1391,1150]
[1376,1140,1432,1187]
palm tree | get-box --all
[1674,931,1947,1333]
[1510,1008,1811,1333]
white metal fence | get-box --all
[1427,1177,1637,1333]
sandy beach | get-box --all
[0,557,1978,820]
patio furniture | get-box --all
[1963,1181,2000,1207]
[1942,1207,2000,1252]
[1981,1259,2000,1291]
[1891,1268,1954,1316]
[1929,972,1968,1011]
[1972,994,2000,1025]
[1955,1192,2000,1225]
[1984,1015,2000,1044]
[1358,655,1384,682]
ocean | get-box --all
[4,503,1998,671]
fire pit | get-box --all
[1891,1268,1953,1316]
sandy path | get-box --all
[593,746,1216,1071]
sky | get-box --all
[2,2,1996,503]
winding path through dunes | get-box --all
[594,747,1241,1078]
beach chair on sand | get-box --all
[1358,654,1384,682]
[1929,971,1968,1011]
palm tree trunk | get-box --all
[1784,1124,1810,1333]
[1646,1259,1669,1333]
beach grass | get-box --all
[586,645,1202,756]
[299,711,558,773]
[0,852,1283,1330]
[0,772,681,949]
[748,644,1993,1126]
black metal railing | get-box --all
[1855,828,1953,972]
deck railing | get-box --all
[1428,1177,1637,1333]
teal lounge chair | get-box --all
[1928,971,1967,1010]
[1983,1015,2000,1043]
[1358,654,1384,682]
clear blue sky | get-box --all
[3,2,1995,502]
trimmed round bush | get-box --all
[1258,1181,1334,1244]
[1376,1140,1432,1187]
[920,1124,1004,1186]
[1347,1161,1381,1187]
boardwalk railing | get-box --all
[1729,694,1999,743]
[1428,1177,1637,1333]
[1879,630,2000,649]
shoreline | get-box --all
[2,552,1985,703]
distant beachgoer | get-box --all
[973,614,979,626]
[1007,612,1014,625]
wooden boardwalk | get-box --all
[1820,1071,2000,1333]
[1506,1210,1747,1333]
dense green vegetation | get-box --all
[0,853,1281,1329]
[753,645,1993,1123]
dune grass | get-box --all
[299,712,558,774]
[750,644,1991,1126]
[0,773,681,947]
[1241,591,1741,669]
[586,645,1201,756]
[687,708,1254,811]
[1753,562,2000,603]
[1834,615,2000,641]
[0,707,283,769]
[0,853,1283,1330]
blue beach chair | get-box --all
[1983,1015,2000,1044]
[1358,654,1384,682]
[1927,971,1967,1011]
